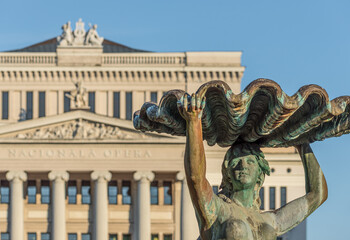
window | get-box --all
[88,92,95,113]
[27,180,36,204]
[125,92,132,120]
[26,91,33,120]
[113,92,120,118]
[269,187,276,210]
[41,233,50,240]
[164,234,173,240]
[38,91,45,118]
[109,234,118,240]
[27,233,36,240]
[81,233,90,240]
[81,181,91,204]
[259,187,265,210]
[150,181,158,205]
[2,91,8,120]
[151,92,158,103]
[108,181,118,204]
[122,181,131,205]
[122,234,131,240]
[64,91,70,112]
[212,185,219,194]
[68,181,77,204]
[151,234,159,240]
[163,181,172,205]
[68,233,77,240]
[41,180,50,204]
[1,233,9,240]
[0,180,9,204]
[281,187,287,207]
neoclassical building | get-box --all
[0,20,306,240]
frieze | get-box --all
[15,119,146,140]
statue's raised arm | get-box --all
[267,143,328,235]
[177,93,221,233]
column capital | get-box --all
[176,171,185,181]
[48,171,69,181]
[133,171,155,182]
[6,170,27,181]
[91,170,112,181]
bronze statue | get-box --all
[133,79,349,239]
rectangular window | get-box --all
[27,233,36,240]
[150,181,158,205]
[68,233,77,240]
[64,91,71,112]
[41,233,50,240]
[259,187,265,210]
[0,180,9,204]
[1,233,9,240]
[41,180,50,204]
[81,181,91,204]
[151,92,158,103]
[2,91,9,120]
[164,234,173,240]
[269,187,276,210]
[26,91,33,120]
[81,233,90,240]
[125,92,132,120]
[109,234,118,240]
[212,185,219,195]
[281,187,287,207]
[113,92,120,118]
[122,181,131,205]
[163,181,172,205]
[68,181,77,204]
[122,234,131,240]
[108,181,118,204]
[27,180,36,204]
[1,233,10,240]
[38,91,45,118]
[88,92,95,113]
[151,234,159,240]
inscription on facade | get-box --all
[8,149,152,159]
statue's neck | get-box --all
[231,189,255,208]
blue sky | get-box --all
[1,1,350,239]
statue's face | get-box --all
[228,155,260,190]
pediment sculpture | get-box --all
[15,119,143,140]
[133,79,350,239]
[57,18,104,47]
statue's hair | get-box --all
[219,143,271,210]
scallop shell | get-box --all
[133,79,350,148]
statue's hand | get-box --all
[177,93,206,122]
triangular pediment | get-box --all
[0,110,181,143]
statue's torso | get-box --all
[209,198,277,240]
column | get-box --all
[91,171,112,240]
[133,171,155,240]
[48,171,69,240]
[176,172,199,240]
[6,171,27,240]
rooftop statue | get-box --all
[85,24,104,46]
[57,19,103,47]
[132,79,350,239]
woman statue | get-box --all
[177,93,328,240]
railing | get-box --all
[0,53,57,65]
[103,53,186,66]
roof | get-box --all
[8,37,149,53]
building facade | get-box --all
[0,20,306,240]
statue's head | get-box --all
[220,143,270,209]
